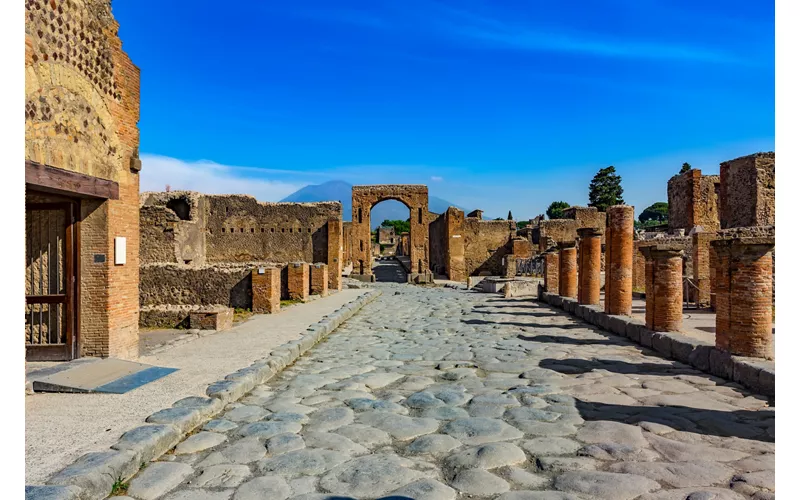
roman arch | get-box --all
[352,185,429,277]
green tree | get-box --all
[507,210,513,220]
[680,162,692,174]
[380,219,410,234]
[588,166,624,212]
[516,221,529,229]
[638,202,669,224]
[546,201,570,219]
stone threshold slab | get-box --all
[27,358,178,394]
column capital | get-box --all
[640,244,684,260]
[557,240,577,249]
[577,227,603,238]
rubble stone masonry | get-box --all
[463,217,516,276]
[605,206,634,315]
[693,232,715,307]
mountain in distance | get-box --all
[280,180,465,228]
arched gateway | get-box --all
[351,185,429,279]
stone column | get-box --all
[252,267,280,313]
[310,263,329,297]
[712,233,774,359]
[558,241,578,299]
[503,255,517,278]
[543,249,559,293]
[641,245,684,332]
[605,205,634,315]
[577,228,602,305]
[287,262,309,301]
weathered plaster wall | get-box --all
[464,218,515,276]
[667,169,720,232]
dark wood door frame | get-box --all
[25,201,79,361]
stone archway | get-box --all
[352,185,429,279]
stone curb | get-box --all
[537,288,774,398]
[26,289,382,500]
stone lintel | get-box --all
[640,245,684,260]
[577,227,603,238]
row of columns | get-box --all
[542,205,774,359]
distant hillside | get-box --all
[280,180,463,228]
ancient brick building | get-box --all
[719,152,775,229]
[429,207,467,281]
[25,0,141,360]
[139,192,342,327]
[667,169,720,232]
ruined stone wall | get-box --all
[537,207,605,252]
[427,207,467,280]
[26,0,141,358]
[463,218,515,276]
[719,152,775,229]
[139,192,342,325]
[377,226,396,245]
[429,213,447,276]
[667,169,720,232]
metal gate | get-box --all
[25,202,77,361]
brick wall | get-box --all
[252,267,280,314]
[287,262,309,301]
[26,0,141,359]
[667,169,720,232]
[719,152,775,229]
[310,264,329,297]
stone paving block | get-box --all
[638,327,655,348]
[607,315,630,337]
[24,485,84,500]
[111,425,182,463]
[47,450,140,500]
[651,332,673,358]
[127,462,194,500]
[709,348,734,379]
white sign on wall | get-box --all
[115,237,126,265]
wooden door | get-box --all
[25,202,77,361]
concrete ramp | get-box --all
[27,358,177,394]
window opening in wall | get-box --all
[184,260,192,265]
[282,228,285,233]
[251,228,254,233]
[308,228,312,233]
[360,240,364,251]
[358,208,362,223]
[240,228,244,233]
[230,228,234,233]
[418,259,423,273]
[271,228,275,233]
[418,208,422,224]
[166,198,191,221]
[290,228,293,233]
[221,228,225,233]
[261,228,264,233]
[359,260,364,274]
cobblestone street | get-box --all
[123,283,775,500]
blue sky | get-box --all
[115,0,775,219]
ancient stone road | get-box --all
[126,284,775,500]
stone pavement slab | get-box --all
[25,289,369,484]
[113,283,773,499]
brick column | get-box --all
[641,245,684,332]
[605,205,634,315]
[558,242,578,299]
[712,235,774,359]
[252,267,280,313]
[692,232,714,307]
[543,249,559,293]
[577,228,602,305]
[310,263,329,297]
[287,262,309,301]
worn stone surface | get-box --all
[117,284,775,499]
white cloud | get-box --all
[431,175,444,181]
[139,154,302,202]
